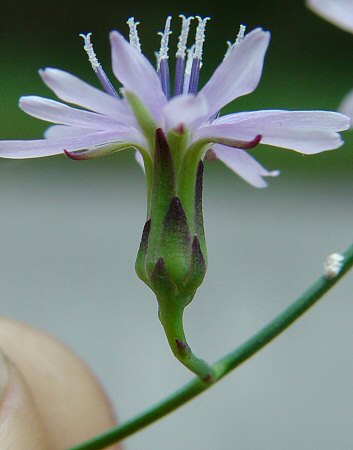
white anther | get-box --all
[176,15,194,58]
[193,16,210,60]
[127,17,142,53]
[223,24,247,60]
[324,253,344,279]
[79,33,100,71]
[235,24,246,44]
[183,45,194,93]
[223,41,233,61]
[157,16,172,67]
[184,45,194,76]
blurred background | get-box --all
[0,1,353,449]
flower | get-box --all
[307,0,353,122]
[0,16,350,380]
[0,16,349,189]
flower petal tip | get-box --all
[109,30,124,46]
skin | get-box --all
[0,317,120,450]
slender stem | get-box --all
[68,243,353,450]
[158,303,215,382]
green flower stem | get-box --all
[158,303,215,382]
[68,243,353,450]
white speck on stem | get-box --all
[324,253,344,279]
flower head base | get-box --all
[0,15,350,380]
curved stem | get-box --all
[158,304,215,382]
[68,243,353,450]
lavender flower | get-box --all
[0,16,350,379]
[0,16,349,188]
[307,0,353,122]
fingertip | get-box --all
[0,356,49,449]
[0,317,120,449]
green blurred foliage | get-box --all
[0,0,352,179]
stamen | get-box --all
[183,45,194,94]
[127,17,142,53]
[157,16,172,99]
[235,24,246,45]
[223,24,246,60]
[176,15,194,59]
[157,16,172,64]
[80,32,100,70]
[188,16,210,94]
[194,16,210,60]
[174,15,194,96]
[79,33,120,98]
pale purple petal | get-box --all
[212,144,279,188]
[110,31,167,120]
[162,93,209,132]
[197,110,350,154]
[339,87,353,124]
[39,68,132,122]
[20,96,123,130]
[0,130,142,159]
[307,0,353,34]
[44,125,93,139]
[200,28,270,116]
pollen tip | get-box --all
[127,16,142,52]
[79,31,100,71]
[158,15,172,62]
[176,15,194,59]
[193,16,210,60]
[223,24,247,60]
[236,24,246,44]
